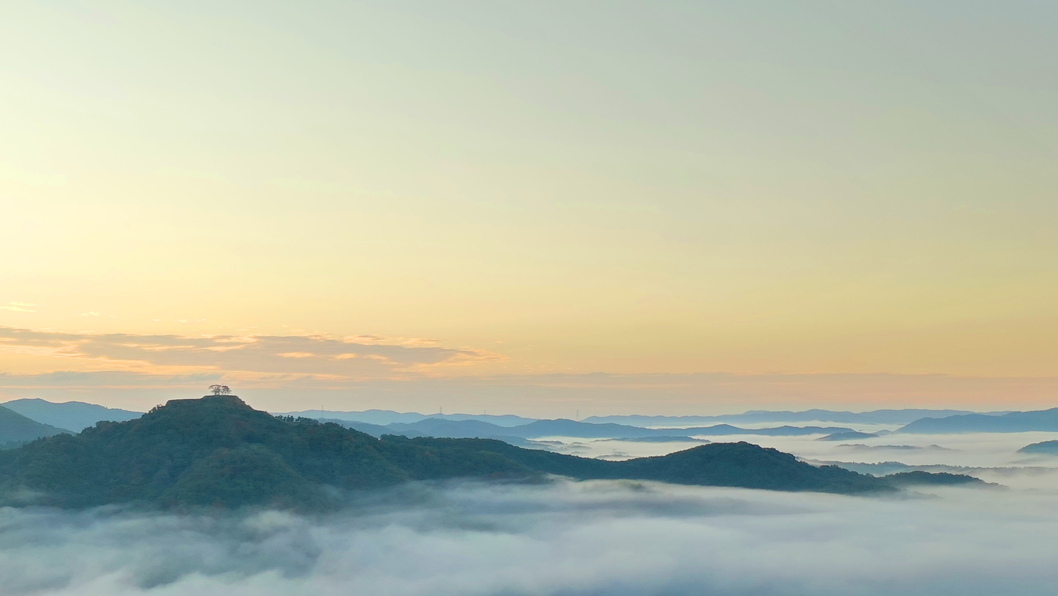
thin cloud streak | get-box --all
[0,326,499,379]
[0,302,38,313]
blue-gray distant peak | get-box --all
[2,398,142,432]
[818,431,879,442]
[1018,440,1058,454]
[317,416,853,442]
[0,405,71,447]
[586,409,994,427]
[279,409,536,427]
[899,408,1058,433]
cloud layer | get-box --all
[0,326,495,378]
[2,479,1058,596]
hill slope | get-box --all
[0,396,967,510]
[0,405,70,447]
[1018,440,1058,455]
[2,398,142,432]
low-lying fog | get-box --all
[547,429,1058,484]
[5,431,1058,595]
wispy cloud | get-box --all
[0,371,222,389]
[0,326,499,379]
[0,302,39,313]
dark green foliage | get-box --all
[160,444,326,509]
[380,436,613,481]
[610,442,887,493]
[0,397,406,510]
[0,396,959,511]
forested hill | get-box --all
[0,405,70,447]
[0,396,969,510]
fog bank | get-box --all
[2,478,1057,596]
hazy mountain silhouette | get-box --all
[818,431,878,441]
[0,395,963,510]
[316,418,410,437]
[512,419,664,438]
[585,409,988,427]
[281,409,534,427]
[387,418,521,437]
[2,398,142,432]
[1018,440,1058,455]
[835,444,952,452]
[0,405,70,447]
[682,425,854,437]
[285,407,1017,432]
[899,408,1058,433]
[881,471,992,487]
[594,436,711,444]
[328,417,854,441]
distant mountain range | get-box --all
[879,471,991,488]
[1018,440,1058,455]
[812,459,1033,479]
[898,408,1058,433]
[0,399,876,447]
[281,409,534,427]
[324,416,855,441]
[280,407,995,428]
[2,398,142,432]
[0,395,977,510]
[0,405,70,447]
[585,409,993,427]
[8,399,1050,441]
[818,431,879,442]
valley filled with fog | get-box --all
[560,428,1058,488]
[5,0,1056,593]
[4,418,1058,596]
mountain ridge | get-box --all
[0,405,70,447]
[584,409,995,426]
[2,398,142,432]
[899,408,1058,433]
[331,416,854,441]
[0,395,963,510]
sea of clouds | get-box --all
[3,471,1058,596]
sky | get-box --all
[2,1,1057,415]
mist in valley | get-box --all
[4,432,1058,596]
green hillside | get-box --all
[0,396,965,510]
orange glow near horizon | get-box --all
[2,3,1057,414]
